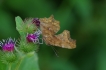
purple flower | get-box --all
[26,29,42,43]
[0,38,16,52]
[26,33,39,43]
[32,18,40,27]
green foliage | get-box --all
[17,52,39,70]
[0,15,40,70]
[1,52,17,64]
[15,16,36,35]
[10,52,39,70]
[15,16,24,36]
[19,40,39,53]
[15,16,39,70]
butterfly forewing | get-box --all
[40,15,76,49]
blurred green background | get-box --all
[0,0,106,70]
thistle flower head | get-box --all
[26,33,38,43]
[26,29,42,43]
[0,38,16,52]
[32,18,40,27]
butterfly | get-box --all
[39,15,76,49]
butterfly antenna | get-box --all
[50,46,59,57]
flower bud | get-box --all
[26,33,38,43]
[0,38,17,64]
[0,38,16,52]
[32,18,40,27]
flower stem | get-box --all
[8,63,11,70]
[15,56,25,70]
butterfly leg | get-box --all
[37,38,43,44]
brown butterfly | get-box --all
[39,15,76,49]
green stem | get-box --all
[15,56,25,70]
[15,46,22,56]
[8,63,11,70]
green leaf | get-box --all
[0,61,7,70]
[15,16,23,29]
[19,52,39,70]
[15,16,25,36]
[12,52,39,70]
